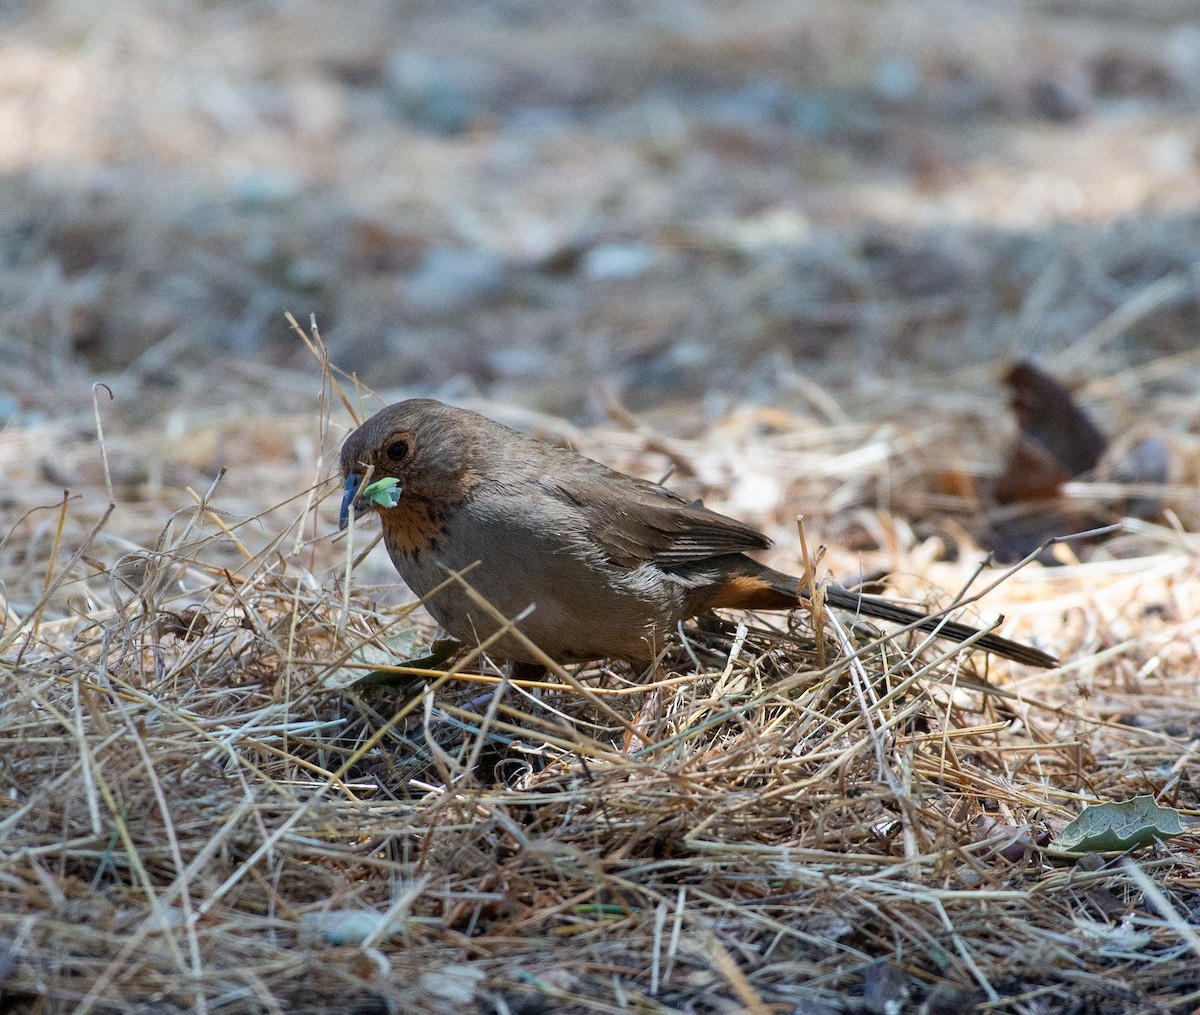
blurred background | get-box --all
[3,0,1199,422]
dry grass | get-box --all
[3,338,1200,1015]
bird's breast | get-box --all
[378,498,691,664]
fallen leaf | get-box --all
[1052,795,1184,853]
[323,632,459,689]
[994,360,1107,505]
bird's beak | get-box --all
[339,473,364,530]
[341,472,405,529]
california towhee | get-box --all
[339,400,1056,670]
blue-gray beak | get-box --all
[339,473,364,530]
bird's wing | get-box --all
[549,463,770,569]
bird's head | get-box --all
[338,399,486,529]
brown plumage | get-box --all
[339,399,1056,670]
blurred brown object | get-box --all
[986,361,1167,562]
[993,361,1107,505]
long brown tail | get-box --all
[819,583,1057,668]
[703,558,1057,669]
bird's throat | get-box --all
[379,498,451,560]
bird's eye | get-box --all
[386,439,410,462]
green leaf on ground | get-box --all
[1052,795,1183,854]
[323,632,460,689]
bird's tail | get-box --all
[706,557,1056,669]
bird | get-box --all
[338,399,1057,672]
